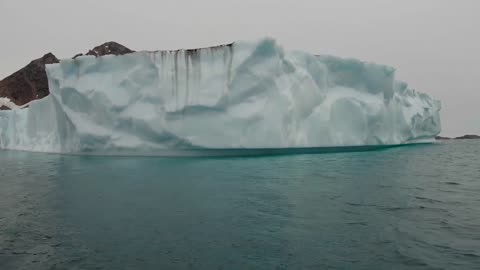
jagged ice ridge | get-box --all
[0,38,441,154]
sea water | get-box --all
[1,141,479,269]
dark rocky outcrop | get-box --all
[454,134,480,140]
[72,53,84,59]
[86,41,134,57]
[0,42,134,110]
[0,53,59,108]
[435,136,451,140]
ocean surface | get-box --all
[0,140,479,270]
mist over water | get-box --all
[1,141,479,269]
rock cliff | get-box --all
[0,42,134,109]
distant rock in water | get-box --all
[454,134,480,140]
[0,42,134,109]
[435,136,451,140]
[0,53,59,108]
[436,135,480,140]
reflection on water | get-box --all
[1,141,479,269]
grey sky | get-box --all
[1,0,478,136]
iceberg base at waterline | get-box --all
[0,38,441,155]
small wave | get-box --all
[380,206,416,212]
[345,202,379,207]
[461,253,480,258]
[445,182,461,186]
[346,222,367,226]
[414,196,444,203]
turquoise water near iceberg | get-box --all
[0,141,479,269]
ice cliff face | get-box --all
[0,38,441,154]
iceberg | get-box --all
[0,38,441,154]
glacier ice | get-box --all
[0,38,441,154]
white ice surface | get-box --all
[0,38,441,154]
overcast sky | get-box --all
[1,0,478,136]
